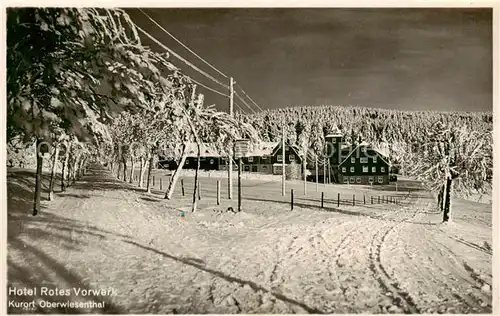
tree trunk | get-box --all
[129,157,135,183]
[48,145,60,201]
[72,155,79,184]
[77,158,83,179]
[81,157,87,175]
[67,155,73,187]
[122,158,127,182]
[61,143,70,192]
[191,143,201,213]
[146,149,154,193]
[165,144,188,199]
[442,177,452,222]
[117,159,122,180]
[33,139,44,216]
[138,157,146,188]
[437,185,444,211]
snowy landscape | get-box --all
[6,165,493,313]
[5,7,494,315]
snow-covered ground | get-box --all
[7,165,493,313]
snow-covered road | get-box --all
[7,166,493,313]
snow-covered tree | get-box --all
[408,121,492,222]
[7,8,178,215]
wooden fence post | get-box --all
[153,176,155,187]
[160,178,162,190]
[352,194,355,206]
[364,195,366,205]
[371,196,373,204]
[181,179,185,196]
[321,192,324,208]
[217,180,220,205]
[291,189,294,210]
[337,193,340,207]
[378,196,380,204]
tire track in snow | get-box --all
[269,235,298,284]
[366,195,424,313]
[368,223,420,313]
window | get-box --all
[356,177,361,183]
[210,159,214,164]
[350,177,355,184]
[262,165,268,170]
[372,166,376,173]
[248,157,253,162]
[378,177,384,183]
[343,177,349,184]
[351,157,356,163]
[360,157,368,163]
[342,167,346,173]
[373,157,377,163]
[350,167,355,173]
[369,177,374,183]
[381,166,385,172]
[361,147,367,153]
[289,154,295,162]
[332,138,337,143]
[185,159,189,165]
[363,166,368,173]
[262,156,267,160]
[277,155,283,162]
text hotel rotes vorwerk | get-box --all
[8,286,117,311]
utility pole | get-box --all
[303,149,307,195]
[228,77,234,199]
[323,157,326,187]
[328,159,331,184]
[238,157,242,212]
[315,154,319,192]
[282,124,286,196]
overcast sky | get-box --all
[126,8,492,113]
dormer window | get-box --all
[351,157,355,163]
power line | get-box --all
[138,8,229,79]
[234,91,256,114]
[134,23,229,91]
[134,17,261,116]
[234,102,246,114]
[235,83,263,112]
[190,78,229,98]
